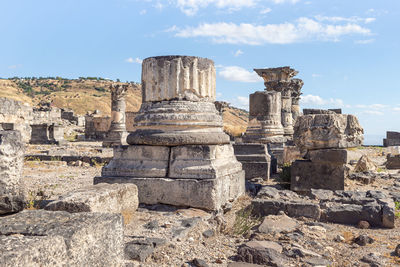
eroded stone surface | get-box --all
[294,114,364,151]
[95,170,245,211]
[0,130,25,215]
[0,210,124,266]
[233,143,271,180]
[44,183,138,214]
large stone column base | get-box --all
[233,143,271,180]
[99,144,245,210]
[94,172,245,211]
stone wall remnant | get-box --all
[383,131,400,147]
[233,143,271,180]
[97,55,245,211]
[0,130,25,214]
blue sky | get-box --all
[1,0,400,145]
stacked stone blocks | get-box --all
[97,56,245,210]
[291,111,364,192]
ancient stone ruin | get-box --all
[103,84,129,147]
[0,130,25,214]
[291,111,364,192]
[96,55,245,210]
[383,131,400,147]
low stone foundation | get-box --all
[291,149,347,192]
[233,143,271,180]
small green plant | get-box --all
[232,207,261,236]
[377,167,385,173]
[25,190,49,210]
[395,202,400,219]
[91,158,105,168]
[280,162,291,183]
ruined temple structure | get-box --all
[238,67,304,169]
[291,110,364,192]
[254,66,303,140]
[102,84,129,147]
[96,55,245,210]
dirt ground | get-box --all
[22,143,400,267]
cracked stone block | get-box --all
[0,210,124,266]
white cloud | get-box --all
[231,96,249,110]
[140,9,147,15]
[126,57,143,64]
[311,73,321,78]
[172,17,371,45]
[300,94,344,107]
[355,104,387,110]
[355,39,375,44]
[234,49,243,57]
[219,66,263,82]
[271,0,300,3]
[176,0,257,16]
[315,15,376,24]
[393,107,400,112]
[260,7,271,14]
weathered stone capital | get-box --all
[142,55,216,102]
[110,84,128,101]
[254,67,298,83]
[290,78,304,98]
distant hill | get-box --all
[0,77,248,136]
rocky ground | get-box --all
[22,143,400,267]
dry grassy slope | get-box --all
[0,78,142,115]
[0,78,249,135]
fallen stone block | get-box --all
[291,159,346,192]
[0,130,25,215]
[258,213,298,234]
[125,237,167,261]
[251,199,321,220]
[386,154,400,169]
[0,210,124,266]
[321,203,383,227]
[237,240,288,266]
[44,183,138,216]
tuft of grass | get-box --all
[25,190,49,210]
[231,207,261,236]
[395,202,400,219]
[91,159,105,168]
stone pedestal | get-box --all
[97,56,245,211]
[242,91,284,165]
[383,131,400,147]
[233,143,271,180]
[0,130,24,214]
[291,113,364,193]
[30,123,64,145]
[103,84,128,147]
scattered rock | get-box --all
[394,244,400,257]
[354,155,376,172]
[305,257,332,267]
[125,237,167,261]
[192,258,209,267]
[258,213,298,234]
[357,220,370,229]
[354,234,374,246]
[237,240,288,266]
[144,220,159,230]
[334,235,345,242]
[202,229,215,238]
[361,252,383,267]
[228,263,264,267]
